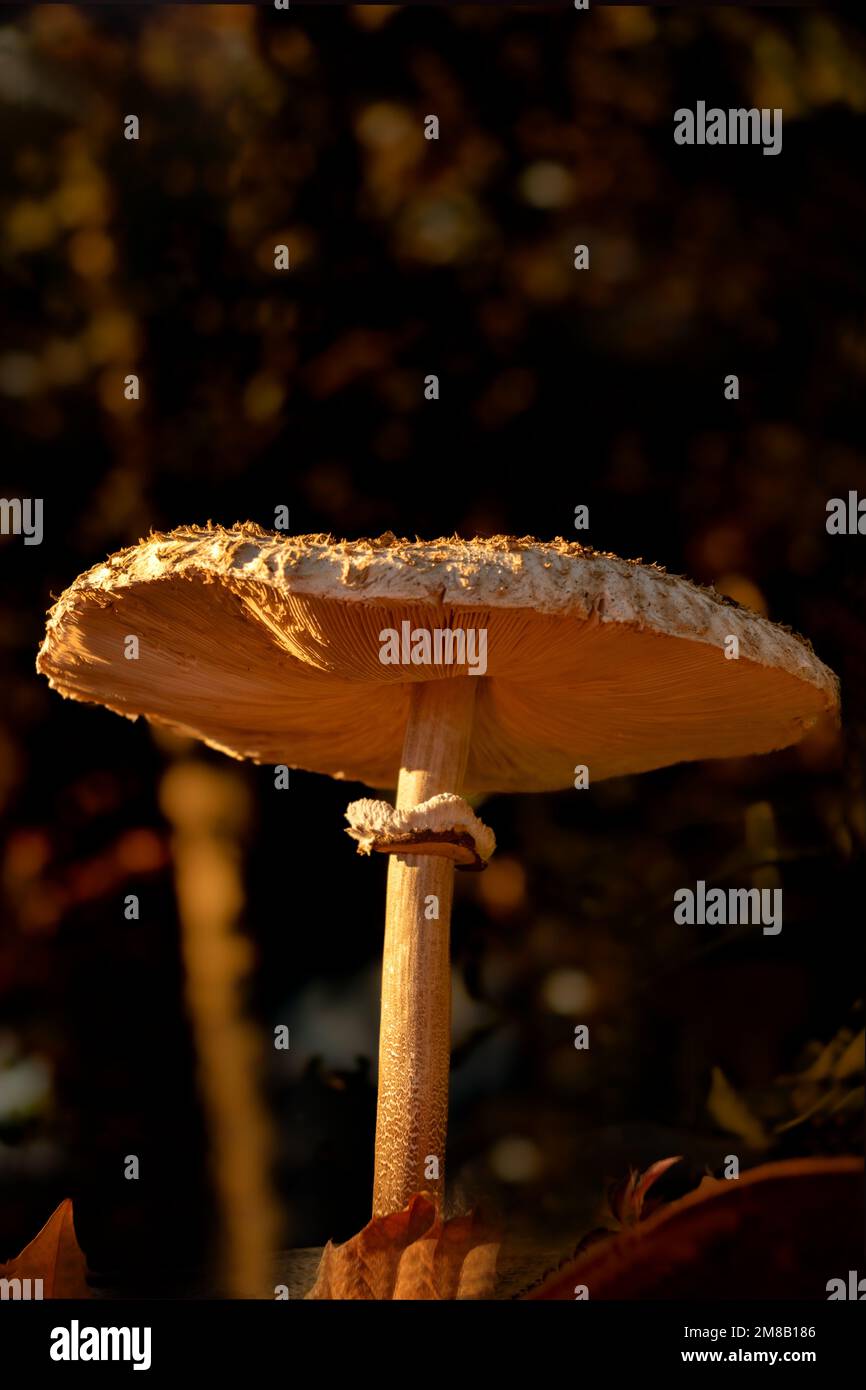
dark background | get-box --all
[1,2,863,1289]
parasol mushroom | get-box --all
[37,528,839,1219]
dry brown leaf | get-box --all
[0,1199,89,1298]
[522,1156,863,1300]
[306,1193,500,1300]
[608,1155,682,1227]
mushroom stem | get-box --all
[373,677,477,1217]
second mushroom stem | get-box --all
[372,676,477,1218]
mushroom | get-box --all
[37,528,839,1219]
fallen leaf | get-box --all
[707,1064,770,1150]
[522,1156,863,1300]
[306,1194,500,1300]
[775,1027,865,1133]
[833,1029,865,1081]
[0,1199,89,1298]
[608,1155,682,1227]
[795,1026,863,1085]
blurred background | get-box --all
[0,3,864,1292]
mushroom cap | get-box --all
[37,527,839,795]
